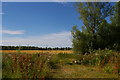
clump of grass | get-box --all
[48,55,60,69]
[57,53,76,59]
[103,66,113,73]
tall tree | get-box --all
[71,2,113,54]
[76,2,113,49]
[71,25,92,54]
[109,1,120,51]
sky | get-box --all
[1,1,117,47]
[2,2,83,47]
[0,1,2,47]
[2,0,120,2]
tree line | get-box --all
[1,46,72,50]
[71,2,120,54]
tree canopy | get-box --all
[71,2,120,54]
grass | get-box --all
[51,65,118,78]
[2,50,120,78]
[2,53,52,78]
[1,50,73,54]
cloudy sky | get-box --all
[2,2,83,47]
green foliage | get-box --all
[48,55,60,69]
[57,53,76,59]
[109,1,120,51]
[76,2,112,33]
[97,20,110,49]
[2,54,15,78]
[103,66,113,73]
[71,26,92,54]
[71,2,120,54]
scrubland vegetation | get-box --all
[2,49,119,78]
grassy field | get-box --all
[1,50,73,54]
[2,50,120,78]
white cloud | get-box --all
[2,31,72,47]
[2,30,25,35]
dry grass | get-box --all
[1,50,73,54]
[51,65,118,78]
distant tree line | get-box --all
[1,46,72,50]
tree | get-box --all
[71,2,113,54]
[96,1,120,51]
[109,1,120,51]
[71,25,92,54]
[96,20,110,49]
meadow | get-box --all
[1,50,73,54]
[2,49,120,79]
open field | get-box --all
[1,50,73,54]
[2,50,120,78]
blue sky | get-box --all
[1,2,116,47]
[2,0,120,2]
[2,2,83,47]
[3,2,82,37]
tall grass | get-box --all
[75,49,120,75]
[2,52,52,78]
[2,50,119,78]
